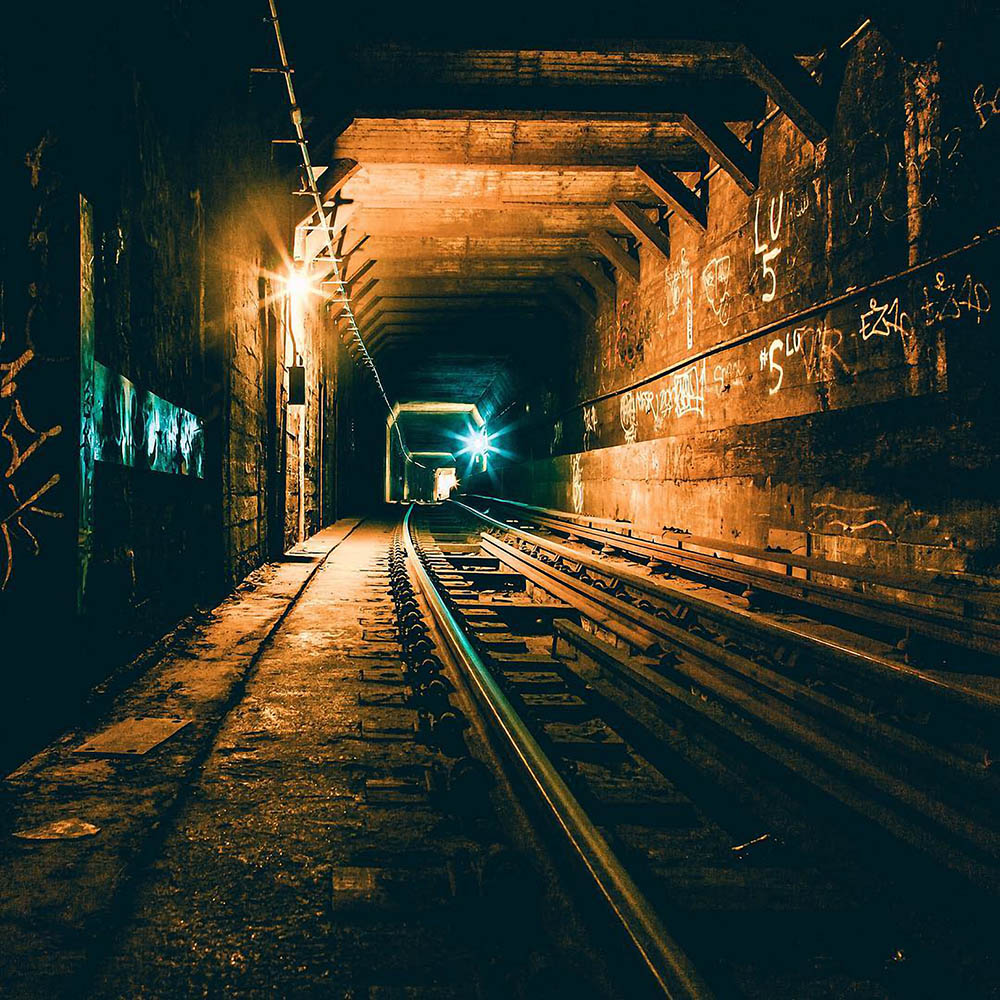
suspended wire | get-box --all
[264,0,424,469]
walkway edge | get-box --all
[0,518,363,999]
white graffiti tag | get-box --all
[753,192,784,303]
[582,404,599,450]
[620,392,638,444]
[701,255,733,326]
[920,272,991,326]
[666,248,694,348]
[571,454,584,513]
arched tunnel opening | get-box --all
[3,1,1000,996]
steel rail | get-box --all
[466,494,1000,607]
[453,499,1000,719]
[461,497,1000,657]
[434,514,1000,885]
[402,504,714,1000]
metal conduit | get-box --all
[401,503,714,1000]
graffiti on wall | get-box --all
[759,321,852,397]
[582,404,599,450]
[558,244,994,458]
[701,255,733,326]
[78,196,97,607]
[665,248,694,348]
[619,391,638,444]
[570,453,584,513]
[1,332,64,590]
[747,184,814,309]
[92,364,204,476]
[920,271,991,326]
[712,357,750,396]
[845,124,966,233]
[753,192,784,303]
[608,294,652,371]
[811,498,895,539]
[618,360,708,445]
[973,82,1000,129]
[77,196,205,608]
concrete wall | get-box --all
[0,1,340,767]
[495,28,1000,580]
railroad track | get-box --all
[402,500,1000,999]
[463,494,1000,662]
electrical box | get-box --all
[288,365,306,405]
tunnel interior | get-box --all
[3,2,1000,995]
[5,0,1000,765]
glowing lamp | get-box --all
[462,427,492,470]
[285,268,312,304]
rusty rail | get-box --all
[446,507,1000,889]
[457,500,1000,721]
[463,495,1000,658]
[402,504,714,1000]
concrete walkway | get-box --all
[0,521,360,997]
[2,518,588,999]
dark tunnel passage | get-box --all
[2,2,1000,997]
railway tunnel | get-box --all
[3,1,1000,996]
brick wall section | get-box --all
[211,203,270,587]
[497,29,1000,579]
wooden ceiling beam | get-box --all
[357,309,383,332]
[375,295,549,309]
[349,277,379,305]
[571,256,616,299]
[367,328,390,351]
[369,325,536,353]
[332,42,742,84]
[341,164,655,208]
[297,162,361,259]
[345,257,377,287]
[333,120,708,170]
[373,259,575,278]
[555,274,597,318]
[373,277,551,295]
[349,205,633,239]
[611,201,671,264]
[635,163,707,233]
[681,114,758,195]
[298,207,355,263]
[365,236,591,260]
[376,327,540,344]
[317,157,362,195]
[588,231,639,283]
[359,321,385,346]
[340,231,370,266]
[375,312,541,326]
[369,310,555,329]
[355,297,382,322]
[737,45,830,145]
[340,78,763,122]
